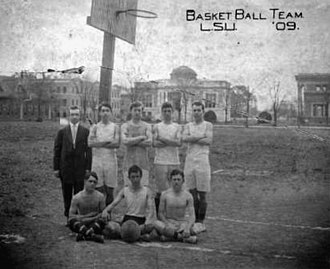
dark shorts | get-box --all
[122,215,146,226]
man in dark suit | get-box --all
[53,106,92,223]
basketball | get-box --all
[120,220,141,243]
[103,221,121,239]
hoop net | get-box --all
[116,9,157,19]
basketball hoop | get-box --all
[116,9,157,19]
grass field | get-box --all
[0,121,329,269]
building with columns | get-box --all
[295,73,330,124]
[134,66,231,122]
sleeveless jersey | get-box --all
[123,186,148,218]
[122,121,150,170]
[186,121,210,157]
[91,122,117,162]
[154,122,180,165]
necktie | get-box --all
[72,124,77,148]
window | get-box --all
[168,92,180,102]
[76,99,79,105]
[312,104,326,117]
[142,94,152,107]
[205,93,216,108]
[322,85,328,92]
[63,99,67,106]
[315,85,321,92]
[57,86,61,93]
[72,99,74,106]
[63,86,67,94]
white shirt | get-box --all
[69,122,79,146]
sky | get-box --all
[1,0,330,110]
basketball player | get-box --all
[88,103,120,206]
[121,102,152,186]
[101,165,155,235]
[153,102,182,214]
[68,172,106,243]
[182,101,213,233]
[154,169,197,244]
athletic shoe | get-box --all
[140,234,151,242]
[90,234,105,243]
[149,229,160,241]
[199,223,207,233]
[192,223,207,234]
[160,235,170,242]
[76,234,85,242]
[182,235,197,244]
[191,223,202,234]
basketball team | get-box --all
[53,100,213,244]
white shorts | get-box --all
[123,169,149,187]
[92,159,118,188]
[184,155,211,192]
[154,164,180,193]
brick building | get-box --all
[0,72,99,121]
[295,73,330,124]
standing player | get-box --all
[182,101,213,233]
[88,103,120,206]
[121,101,152,186]
[153,102,182,214]
[53,106,92,224]
[154,169,197,244]
[68,171,106,243]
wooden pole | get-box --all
[99,32,116,104]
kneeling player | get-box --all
[154,169,197,244]
[68,172,106,243]
[101,165,156,241]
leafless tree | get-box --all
[19,72,56,120]
[230,85,257,127]
[269,81,286,126]
[72,78,99,123]
[224,88,231,123]
[174,77,196,123]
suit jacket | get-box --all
[53,124,92,183]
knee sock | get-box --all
[90,219,106,234]
[154,192,161,216]
[106,187,114,206]
[69,219,88,234]
[189,189,199,222]
[198,192,207,222]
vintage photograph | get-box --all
[0,0,329,268]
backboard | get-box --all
[87,0,137,44]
